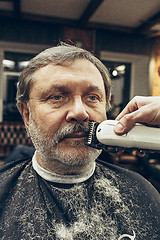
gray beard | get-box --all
[27,116,101,169]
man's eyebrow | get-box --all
[41,84,104,96]
[42,85,71,94]
[84,85,105,97]
[85,85,103,93]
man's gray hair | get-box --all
[16,43,111,113]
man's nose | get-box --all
[66,97,89,123]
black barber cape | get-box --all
[0,154,159,240]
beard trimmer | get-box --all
[86,120,160,152]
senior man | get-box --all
[0,43,159,240]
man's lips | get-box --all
[64,132,87,140]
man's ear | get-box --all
[20,103,30,128]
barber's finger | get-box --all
[114,114,136,134]
[115,104,137,122]
[115,96,150,121]
[115,109,128,121]
[115,104,155,134]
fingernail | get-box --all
[115,123,124,132]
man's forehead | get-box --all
[31,60,105,90]
[34,58,99,75]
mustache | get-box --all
[53,123,90,146]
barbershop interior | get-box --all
[0,0,160,192]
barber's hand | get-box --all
[114,96,160,134]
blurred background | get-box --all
[0,0,160,191]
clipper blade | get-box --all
[86,121,103,149]
[87,121,97,145]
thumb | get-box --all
[114,114,136,134]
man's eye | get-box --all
[47,95,63,101]
[88,95,98,101]
[53,95,63,101]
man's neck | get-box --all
[35,151,95,175]
[32,152,96,184]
